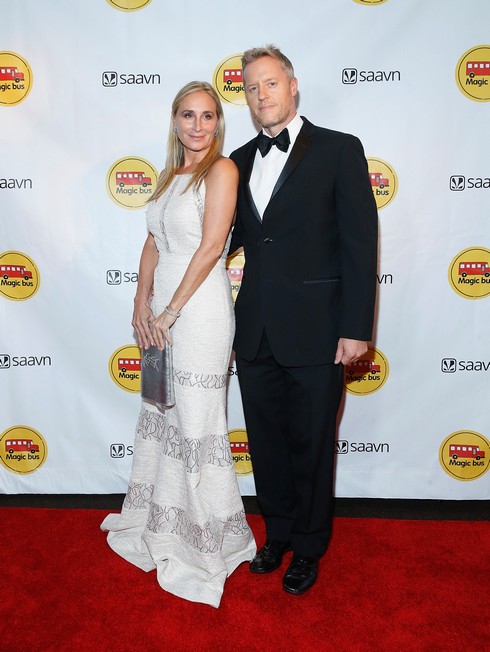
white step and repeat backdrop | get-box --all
[1,0,489,498]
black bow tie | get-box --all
[256,128,290,157]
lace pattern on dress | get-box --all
[137,407,166,442]
[161,424,233,472]
[174,369,227,389]
[192,184,204,225]
[146,504,251,553]
[158,176,182,253]
[123,481,154,510]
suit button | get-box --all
[263,237,273,243]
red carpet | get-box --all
[1,508,488,651]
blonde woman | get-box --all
[101,81,256,608]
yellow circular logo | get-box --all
[106,0,152,11]
[455,45,490,102]
[226,251,245,302]
[439,430,490,481]
[0,52,33,106]
[448,247,490,300]
[345,346,389,395]
[0,425,47,474]
[0,251,40,301]
[353,0,389,4]
[229,428,253,476]
[213,54,247,107]
[106,156,158,210]
[367,158,398,210]
[109,345,141,393]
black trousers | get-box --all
[235,331,344,558]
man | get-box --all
[229,45,378,595]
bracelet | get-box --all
[164,305,181,318]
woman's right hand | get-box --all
[132,300,155,350]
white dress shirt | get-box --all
[249,113,304,219]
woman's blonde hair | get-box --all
[151,81,225,201]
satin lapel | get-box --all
[244,143,262,224]
[269,119,314,203]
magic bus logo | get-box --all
[449,175,490,191]
[0,425,47,475]
[366,158,398,210]
[448,247,490,300]
[229,428,253,476]
[0,52,33,106]
[226,251,244,302]
[344,346,389,396]
[0,251,40,301]
[213,54,247,107]
[455,45,490,102]
[109,344,141,393]
[439,430,490,481]
[106,156,158,210]
[106,0,152,11]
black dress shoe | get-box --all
[282,554,318,595]
[249,539,291,573]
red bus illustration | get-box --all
[1,265,33,280]
[466,61,490,78]
[223,69,242,85]
[347,360,381,375]
[450,444,486,461]
[369,172,389,189]
[118,358,141,372]
[459,262,490,277]
[116,172,152,187]
[0,67,25,83]
[230,440,249,454]
[227,267,243,283]
[5,439,39,454]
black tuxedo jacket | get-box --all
[229,117,378,367]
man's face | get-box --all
[243,56,298,136]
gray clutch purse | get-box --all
[141,344,175,410]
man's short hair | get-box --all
[241,45,295,79]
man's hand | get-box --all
[334,338,368,366]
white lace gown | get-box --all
[101,174,256,608]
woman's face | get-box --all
[173,90,219,155]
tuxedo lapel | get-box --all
[244,142,262,224]
[269,117,314,203]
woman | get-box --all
[101,81,256,608]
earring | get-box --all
[214,129,219,137]
[173,127,177,133]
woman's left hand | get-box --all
[149,309,177,350]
